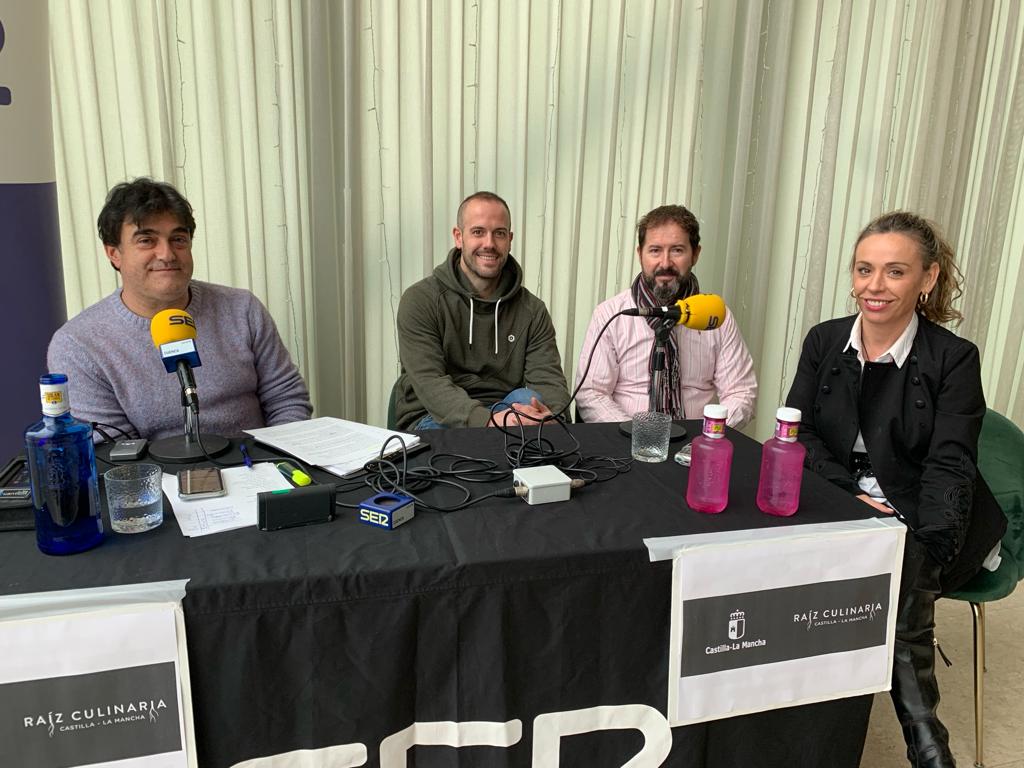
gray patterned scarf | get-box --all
[630,271,700,417]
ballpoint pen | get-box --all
[239,444,255,470]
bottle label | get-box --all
[40,383,70,417]
[703,416,726,438]
[775,420,799,442]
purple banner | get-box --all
[0,183,66,457]
[1,4,66,458]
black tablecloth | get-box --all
[0,422,878,767]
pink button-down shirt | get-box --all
[574,289,757,427]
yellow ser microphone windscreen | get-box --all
[150,309,198,348]
[678,294,727,330]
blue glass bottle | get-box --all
[24,373,104,555]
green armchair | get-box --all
[944,409,1024,768]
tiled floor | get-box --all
[862,584,1024,767]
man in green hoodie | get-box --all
[394,191,570,429]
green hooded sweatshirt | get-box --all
[395,249,570,429]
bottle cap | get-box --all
[702,404,728,439]
[774,407,801,442]
[776,407,801,422]
[703,404,728,420]
[39,373,71,417]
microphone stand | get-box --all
[618,317,687,440]
[648,319,674,412]
[149,390,231,463]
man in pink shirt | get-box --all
[575,205,757,427]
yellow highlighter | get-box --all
[275,461,312,487]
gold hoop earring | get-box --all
[849,288,857,299]
[918,291,930,306]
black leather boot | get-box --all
[891,547,956,767]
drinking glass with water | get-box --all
[103,464,164,533]
[631,411,672,463]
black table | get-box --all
[0,422,879,767]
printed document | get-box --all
[245,417,420,476]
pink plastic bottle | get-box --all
[686,404,733,513]
[756,407,807,517]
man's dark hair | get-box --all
[97,177,196,247]
[456,191,512,229]
[636,204,700,250]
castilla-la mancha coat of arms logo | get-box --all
[728,609,745,640]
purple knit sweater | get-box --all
[47,280,312,440]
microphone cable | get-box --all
[551,310,627,424]
[91,422,140,443]
[487,405,632,485]
[191,409,235,468]
[461,310,633,488]
[90,422,143,468]
[478,308,622,432]
[333,435,523,513]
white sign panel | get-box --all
[659,518,905,725]
[0,580,196,767]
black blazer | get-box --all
[786,314,1006,585]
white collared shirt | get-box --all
[845,311,919,369]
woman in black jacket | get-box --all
[786,212,1006,768]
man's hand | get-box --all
[856,494,893,514]
[488,397,552,427]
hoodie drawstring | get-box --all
[493,298,502,354]
[466,295,503,354]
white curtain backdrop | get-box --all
[49,0,1024,434]
[49,0,314,395]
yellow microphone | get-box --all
[149,309,201,409]
[145,309,232,462]
[150,309,198,349]
[625,293,727,330]
[675,293,727,330]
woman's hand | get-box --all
[857,494,894,514]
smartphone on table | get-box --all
[177,467,226,500]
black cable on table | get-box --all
[477,310,634,483]
[333,435,521,512]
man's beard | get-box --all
[644,271,682,305]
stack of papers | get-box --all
[245,417,421,477]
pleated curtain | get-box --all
[49,0,1024,433]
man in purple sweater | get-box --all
[48,178,312,440]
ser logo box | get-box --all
[358,493,414,530]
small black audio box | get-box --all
[257,483,335,531]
